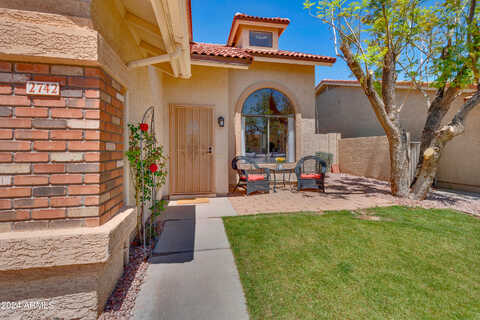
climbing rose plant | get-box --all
[126,123,167,243]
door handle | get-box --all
[208,146,213,154]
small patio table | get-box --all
[270,163,295,192]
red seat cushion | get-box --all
[300,173,323,179]
[240,174,265,181]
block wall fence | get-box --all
[0,61,125,232]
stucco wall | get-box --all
[163,65,230,195]
[228,61,315,186]
[0,0,91,18]
[90,0,144,64]
[125,66,168,202]
[0,207,136,319]
[238,62,315,118]
[437,97,480,191]
[143,61,317,195]
[0,8,98,63]
[317,86,480,192]
[316,86,431,139]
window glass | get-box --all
[244,117,267,156]
[269,118,288,157]
[249,31,273,47]
[242,88,294,162]
[242,88,294,115]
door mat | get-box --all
[176,198,210,205]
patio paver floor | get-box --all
[228,173,480,216]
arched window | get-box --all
[241,88,295,162]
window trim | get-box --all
[241,88,295,162]
[249,30,273,48]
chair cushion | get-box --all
[300,173,323,179]
[240,174,265,181]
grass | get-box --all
[223,206,480,320]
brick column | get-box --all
[0,61,125,231]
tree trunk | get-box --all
[410,147,442,200]
[410,90,480,199]
[339,41,412,197]
[387,134,411,197]
[413,86,459,185]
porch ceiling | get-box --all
[122,0,158,25]
[102,0,191,78]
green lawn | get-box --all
[223,206,480,320]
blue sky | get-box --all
[191,0,352,84]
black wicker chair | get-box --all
[294,155,327,192]
[232,156,271,195]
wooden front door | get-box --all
[169,105,215,195]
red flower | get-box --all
[149,163,158,173]
[140,123,148,132]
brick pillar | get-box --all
[0,61,125,231]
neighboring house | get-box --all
[315,79,480,192]
[0,0,334,318]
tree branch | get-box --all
[340,41,397,136]
[382,51,396,116]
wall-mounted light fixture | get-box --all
[217,116,225,128]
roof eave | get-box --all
[191,53,252,65]
[315,80,477,95]
[252,56,335,66]
[191,56,251,69]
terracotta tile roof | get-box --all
[191,43,336,65]
[233,13,290,25]
[190,42,253,63]
[245,48,336,63]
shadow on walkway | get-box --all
[151,205,196,264]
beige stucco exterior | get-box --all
[0,1,333,317]
[316,84,480,192]
[0,2,164,317]
[228,62,315,186]
[0,0,91,17]
[82,0,329,198]
[0,1,328,199]
[236,25,280,50]
[123,60,319,198]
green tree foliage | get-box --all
[304,0,480,199]
[304,0,478,87]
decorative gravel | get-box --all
[331,174,480,216]
[393,187,480,216]
[99,246,150,320]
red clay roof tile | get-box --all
[233,13,290,25]
[245,48,336,63]
[191,42,335,64]
[190,42,253,62]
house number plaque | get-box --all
[26,81,60,96]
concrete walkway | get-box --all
[133,198,249,320]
